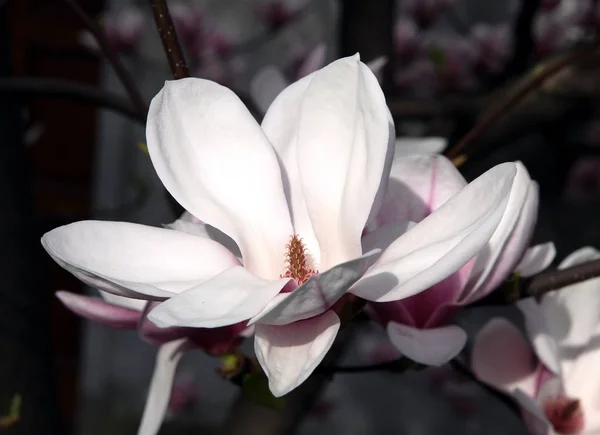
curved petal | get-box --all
[146,78,293,279]
[517,298,561,375]
[372,154,466,229]
[99,291,147,311]
[56,291,141,329]
[471,318,538,396]
[386,323,466,366]
[249,249,381,326]
[42,221,240,299]
[512,389,552,435]
[461,163,534,302]
[295,55,390,268]
[351,163,517,302]
[254,310,340,397]
[394,137,448,155]
[165,215,242,260]
[148,266,292,328]
[361,221,414,253]
[250,66,289,115]
[137,339,187,435]
[516,242,556,278]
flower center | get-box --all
[281,235,317,285]
[544,397,584,435]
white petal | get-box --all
[373,154,466,229]
[295,55,390,268]
[394,137,448,155]
[516,242,556,278]
[56,291,141,329]
[471,318,538,396]
[137,339,187,435]
[249,249,381,326]
[361,221,415,253]
[512,389,553,435]
[461,163,533,301]
[351,163,517,302]
[165,215,241,259]
[254,310,340,397]
[147,78,293,279]
[148,266,291,328]
[250,66,289,115]
[517,298,561,375]
[42,221,239,299]
[386,323,467,366]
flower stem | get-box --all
[148,0,189,79]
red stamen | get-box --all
[544,397,584,434]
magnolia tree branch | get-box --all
[62,0,147,116]
[148,0,189,79]
[524,258,600,298]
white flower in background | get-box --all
[472,247,600,435]
[43,55,521,397]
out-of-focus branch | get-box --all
[524,258,600,298]
[446,42,600,159]
[503,0,540,78]
[62,0,147,116]
[0,78,145,123]
[148,0,189,79]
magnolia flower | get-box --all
[403,0,454,27]
[394,18,419,60]
[366,153,555,366]
[56,289,245,435]
[470,23,512,74]
[472,247,600,435]
[169,2,203,48]
[43,55,520,397]
[102,6,145,54]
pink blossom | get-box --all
[103,7,145,54]
[472,247,600,434]
[403,0,454,28]
[470,23,512,74]
[365,153,554,366]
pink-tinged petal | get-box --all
[373,154,466,229]
[391,258,476,328]
[461,163,534,302]
[471,318,538,396]
[516,242,556,278]
[351,163,517,302]
[250,66,289,114]
[165,214,241,260]
[146,78,293,279]
[512,389,553,435]
[517,298,561,375]
[296,43,326,79]
[42,221,240,299]
[394,137,448,155]
[542,247,600,351]
[254,310,340,397]
[138,339,188,435]
[99,290,146,311]
[386,323,467,366]
[56,291,141,329]
[148,266,292,329]
[249,249,381,326]
[295,55,390,268]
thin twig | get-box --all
[61,0,147,116]
[525,258,600,298]
[446,42,599,159]
[148,0,189,79]
[0,77,145,123]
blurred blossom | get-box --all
[534,0,588,56]
[166,374,200,417]
[169,2,203,48]
[540,0,562,12]
[402,0,455,28]
[470,23,512,74]
[103,6,145,54]
[394,18,419,60]
[472,247,600,435]
[395,58,438,98]
[564,157,600,202]
[253,0,309,29]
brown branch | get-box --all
[446,42,600,159]
[525,258,600,298]
[61,0,147,116]
[148,0,189,79]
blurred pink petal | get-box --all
[56,291,141,329]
